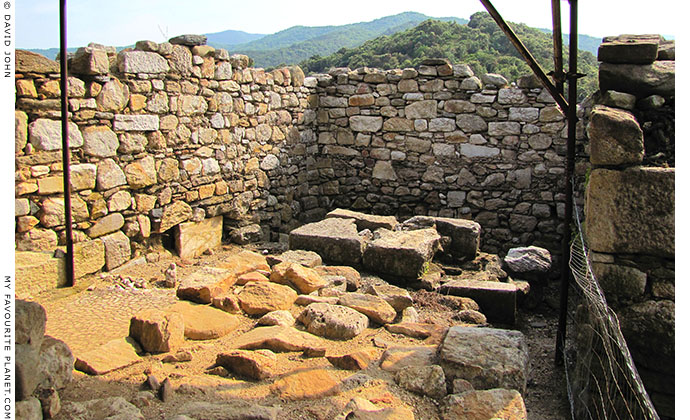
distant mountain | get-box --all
[299,12,599,101]
[204,29,266,47]
[222,12,468,68]
[536,28,602,56]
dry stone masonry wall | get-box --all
[581,34,675,420]
[298,60,580,256]
[14,36,582,296]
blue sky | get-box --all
[17,0,679,49]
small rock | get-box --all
[159,378,173,402]
[257,310,295,327]
[164,263,177,288]
[145,374,160,391]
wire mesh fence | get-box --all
[561,197,660,420]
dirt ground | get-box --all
[33,243,573,420]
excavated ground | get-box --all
[32,243,571,420]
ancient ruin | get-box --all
[14,30,674,420]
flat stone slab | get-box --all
[441,389,527,420]
[289,218,365,265]
[438,279,517,324]
[402,216,480,262]
[362,228,441,279]
[327,348,378,370]
[338,293,397,325]
[298,302,369,340]
[237,282,298,315]
[216,350,277,380]
[270,369,340,400]
[74,337,141,375]
[232,325,327,354]
[61,397,144,420]
[175,216,222,259]
[379,345,437,372]
[167,301,240,340]
[218,249,271,277]
[176,266,235,304]
[326,208,398,231]
[439,326,528,394]
[174,401,281,420]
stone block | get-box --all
[298,302,369,339]
[326,208,397,231]
[232,325,327,354]
[175,216,222,259]
[74,337,141,375]
[599,61,675,97]
[129,309,185,353]
[598,35,660,64]
[117,50,170,73]
[16,49,59,73]
[362,228,440,279]
[587,105,644,166]
[338,293,397,325]
[113,114,159,131]
[585,167,674,257]
[441,389,527,420]
[349,116,383,132]
[167,301,240,340]
[29,118,83,151]
[38,336,74,390]
[124,155,157,189]
[82,125,119,157]
[16,300,46,350]
[87,212,125,238]
[156,200,193,233]
[100,231,131,271]
[270,369,340,400]
[438,280,517,324]
[238,282,298,315]
[289,218,365,265]
[440,326,528,393]
[72,239,106,278]
[16,252,65,297]
[215,350,276,380]
[71,47,109,75]
[176,266,235,304]
[592,262,647,300]
[15,397,42,420]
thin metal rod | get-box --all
[60,0,75,287]
[556,0,578,366]
[478,0,569,114]
[551,0,565,94]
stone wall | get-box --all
[582,35,675,419]
[14,37,311,296]
[299,60,583,255]
[14,36,584,297]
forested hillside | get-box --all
[300,12,598,101]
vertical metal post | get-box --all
[60,0,75,287]
[555,0,578,366]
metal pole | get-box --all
[555,0,578,366]
[478,0,569,115]
[551,0,565,95]
[59,0,75,287]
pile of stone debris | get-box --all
[17,209,553,420]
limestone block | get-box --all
[297,302,369,339]
[82,125,119,157]
[503,246,552,281]
[598,35,660,64]
[113,114,159,131]
[38,336,74,390]
[440,326,528,393]
[16,49,59,73]
[175,216,222,259]
[349,115,383,132]
[96,158,127,190]
[284,264,327,294]
[129,309,184,353]
[585,167,674,257]
[587,105,644,166]
[100,231,131,271]
[362,228,440,279]
[117,50,170,73]
[157,200,193,233]
[176,266,234,304]
[599,61,675,97]
[326,208,398,231]
[124,155,157,189]
[238,282,298,315]
[86,211,123,237]
[383,117,414,132]
[441,389,527,420]
[72,239,106,278]
[364,283,413,312]
[70,163,97,191]
[326,348,378,370]
[289,218,365,265]
[167,301,240,340]
[96,78,130,112]
[29,119,83,151]
[15,252,65,297]
[438,280,517,324]
[15,110,28,152]
[405,100,437,119]
[338,293,397,325]
[70,47,109,75]
[74,338,141,375]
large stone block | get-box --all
[175,216,222,259]
[38,336,74,390]
[118,50,170,74]
[599,61,675,97]
[74,337,141,375]
[16,49,59,73]
[404,216,480,262]
[298,302,369,339]
[15,253,65,298]
[167,301,239,340]
[82,125,119,157]
[438,280,516,324]
[29,118,83,151]
[440,326,528,394]
[176,266,235,304]
[70,47,109,75]
[597,35,661,64]
[349,116,383,132]
[587,105,644,166]
[362,228,440,279]
[289,218,365,266]
[441,389,527,420]
[100,231,131,271]
[326,208,397,231]
[585,167,674,257]
[113,114,159,131]
[129,309,184,353]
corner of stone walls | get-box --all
[15,37,312,297]
[582,34,675,419]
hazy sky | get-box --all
[18,0,679,49]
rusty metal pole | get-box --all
[551,0,565,95]
[478,0,569,115]
[60,0,75,287]
[555,0,578,366]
